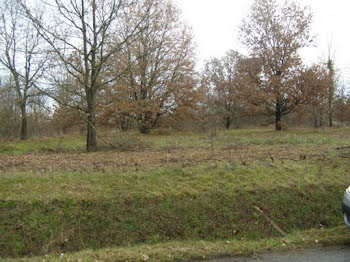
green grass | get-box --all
[1,160,348,201]
[139,128,350,149]
[221,128,350,146]
[1,128,350,260]
[0,136,85,155]
[1,127,350,154]
[3,226,350,262]
[1,159,349,257]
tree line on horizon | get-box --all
[0,0,349,151]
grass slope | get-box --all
[0,128,350,260]
[3,227,350,262]
[1,160,349,257]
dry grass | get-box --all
[0,143,340,173]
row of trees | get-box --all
[197,0,346,131]
[0,0,349,150]
[0,78,51,138]
[202,50,344,130]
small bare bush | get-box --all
[277,121,288,131]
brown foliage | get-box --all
[300,64,329,127]
[201,50,245,129]
[100,0,199,134]
[239,0,313,130]
[51,106,83,134]
[334,89,350,124]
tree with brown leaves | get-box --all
[300,64,328,127]
[240,0,313,130]
[333,87,350,124]
[202,50,244,129]
[105,0,197,134]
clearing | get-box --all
[1,128,350,261]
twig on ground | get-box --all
[262,161,277,168]
[268,151,274,163]
[336,146,350,150]
[254,206,287,237]
[278,157,299,162]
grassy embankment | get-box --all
[1,128,350,261]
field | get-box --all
[1,128,350,261]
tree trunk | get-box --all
[329,111,333,127]
[328,95,333,127]
[275,100,282,131]
[137,112,151,134]
[327,59,334,128]
[225,116,231,129]
[86,94,97,152]
[20,104,28,140]
[139,124,150,134]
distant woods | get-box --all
[0,0,349,150]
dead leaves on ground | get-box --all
[0,144,328,173]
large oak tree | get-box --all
[104,0,197,134]
[240,0,313,130]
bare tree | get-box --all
[323,41,339,128]
[0,76,21,138]
[240,0,313,130]
[19,0,151,151]
[0,0,47,140]
[326,58,336,127]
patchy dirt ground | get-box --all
[0,144,337,172]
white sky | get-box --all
[175,0,350,83]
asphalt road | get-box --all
[209,246,350,262]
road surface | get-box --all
[209,246,350,262]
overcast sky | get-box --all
[175,0,350,84]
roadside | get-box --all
[210,246,350,262]
[2,227,350,261]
